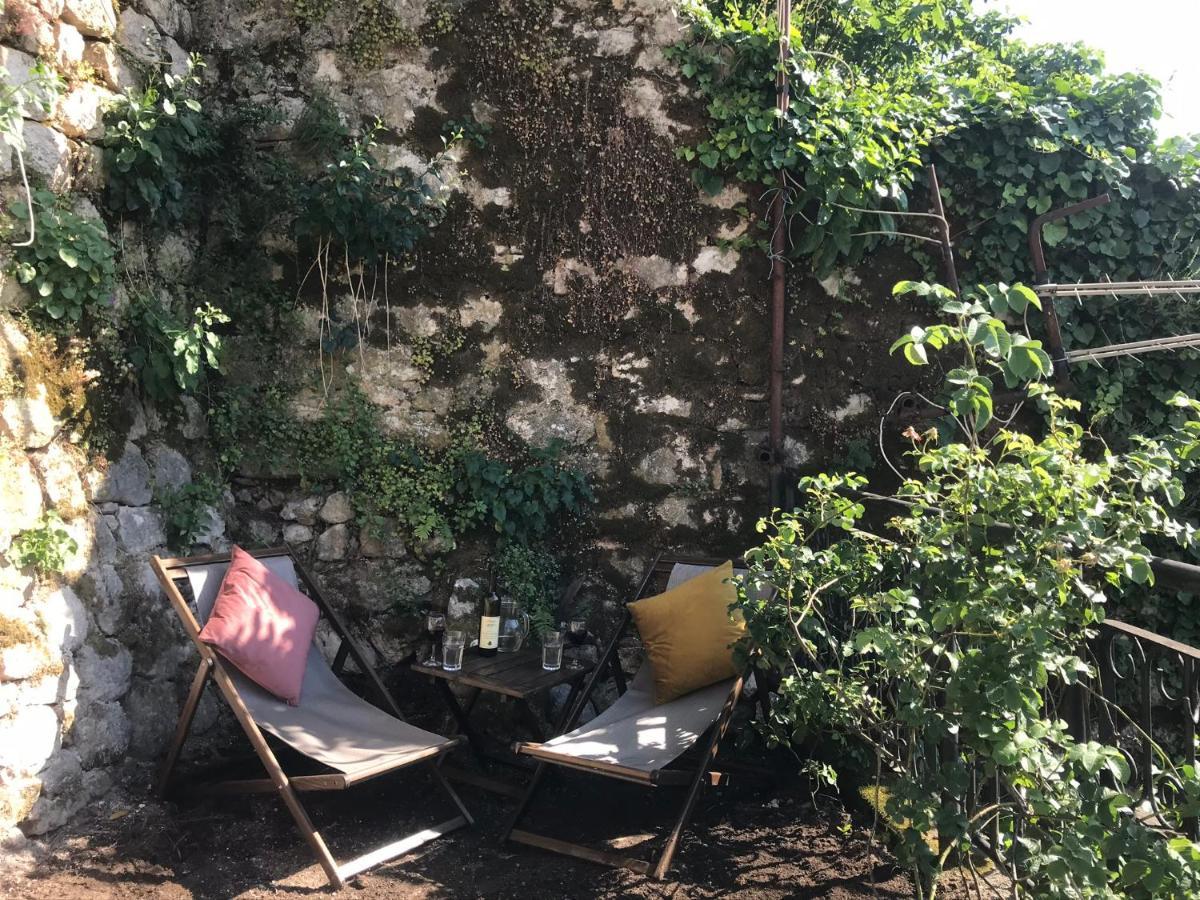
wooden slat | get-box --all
[335,816,469,882]
[415,650,593,699]
[513,743,655,785]
[438,763,526,799]
[509,829,652,875]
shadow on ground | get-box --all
[3,762,948,899]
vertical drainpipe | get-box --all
[768,0,791,510]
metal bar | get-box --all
[767,0,791,509]
[1027,194,1111,383]
[1066,333,1200,362]
[1038,280,1200,297]
[928,164,960,298]
[1028,194,1111,279]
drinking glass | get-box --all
[422,611,446,667]
[566,619,589,670]
[443,630,466,672]
[542,630,564,671]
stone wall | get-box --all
[0,0,926,849]
[0,0,234,856]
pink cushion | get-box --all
[198,546,319,706]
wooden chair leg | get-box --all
[651,677,745,880]
[274,778,344,890]
[431,762,475,826]
[155,658,213,798]
[502,760,550,843]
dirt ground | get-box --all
[1,761,955,900]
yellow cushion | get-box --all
[627,561,745,704]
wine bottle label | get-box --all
[480,616,500,649]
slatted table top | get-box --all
[412,648,594,699]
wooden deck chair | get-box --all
[151,547,472,890]
[504,554,765,879]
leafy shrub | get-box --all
[102,58,214,222]
[9,512,77,575]
[738,283,1200,897]
[124,295,228,402]
[456,441,595,544]
[7,190,116,327]
[295,123,453,264]
[212,383,593,550]
[157,477,222,549]
[494,543,562,640]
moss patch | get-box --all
[0,613,36,649]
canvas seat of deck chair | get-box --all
[505,555,767,880]
[151,547,473,890]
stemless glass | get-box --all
[542,630,564,671]
[443,630,466,672]
[566,619,589,670]
[422,611,446,666]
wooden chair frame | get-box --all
[152,547,473,890]
[503,553,749,879]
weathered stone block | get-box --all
[0,451,44,544]
[315,524,350,561]
[82,40,140,92]
[0,705,61,774]
[281,496,321,525]
[75,638,132,704]
[89,444,152,506]
[33,442,87,517]
[56,82,116,140]
[319,491,354,524]
[51,21,86,69]
[62,0,117,37]
[115,507,166,554]
[146,443,191,492]
[68,699,130,768]
[2,384,57,449]
[40,585,88,655]
[0,47,54,121]
[282,523,313,544]
[139,0,192,40]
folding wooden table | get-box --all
[412,648,596,797]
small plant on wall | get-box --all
[6,190,116,328]
[293,120,457,393]
[9,512,78,576]
[101,57,214,223]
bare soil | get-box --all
[2,766,949,899]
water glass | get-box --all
[542,630,564,671]
[443,630,466,672]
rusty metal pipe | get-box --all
[768,0,791,509]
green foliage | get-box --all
[346,0,415,70]
[124,295,228,402]
[493,543,562,640]
[7,190,116,327]
[288,0,334,26]
[157,477,222,549]
[924,41,1200,440]
[9,512,77,575]
[670,0,1015,273]
[739,299,1200,897]
[0,59,60,151]
[444,116,491,150]
[295,123,453,263]
[101,57,214,222]
[455,441,595,544]
[212,384,593,550]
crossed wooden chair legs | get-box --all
[156,655,474,891]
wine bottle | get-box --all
[479,592,500,657]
